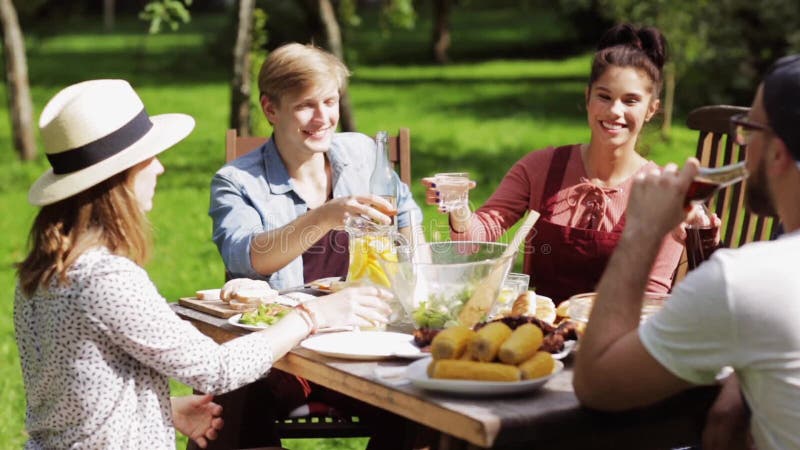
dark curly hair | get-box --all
[589,23,668,98]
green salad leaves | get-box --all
[239,303,290,327]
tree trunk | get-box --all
[0,0,36,161]
[230,0,255,136]
[103,0,115,31]
[317,0,355,132]
[432,0,451,64]
[661,63,675,140]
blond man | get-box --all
[210,43,421,290]
[206,43,422,450]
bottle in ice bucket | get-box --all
[369,131,398,227]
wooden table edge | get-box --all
[173,303,495,447]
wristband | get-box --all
[296,303,319,335]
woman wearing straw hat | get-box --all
[14,79,393,449]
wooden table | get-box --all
[172,303,718,450]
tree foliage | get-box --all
[561,0,800,110]
[381,0,416,30]
[140,0,193,34]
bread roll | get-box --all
[469,321,512,362]
[431,360,521,382]
[196,289,221,300]
[228,300,258,312]
[431,325,475,360]
[221,278,273,301]
[510,291,532,317]
[233,288,278,304]
[512,291,556,324]
[498,323,544,364]
[556,300,571,319]
[519,351,555,380]
[534,295,556,324]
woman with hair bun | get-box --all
[424,23,685,303]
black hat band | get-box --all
[46,108,154,175]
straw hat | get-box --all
[28,79,195,206]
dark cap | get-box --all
[763,54,800,160]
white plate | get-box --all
[551,340,577,360]
[406,357,563,396]
[300,331,426,360]
[227,313,279,331]
[228,314,355,334]
[280,292,316,303]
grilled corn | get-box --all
[431,359,521,381]
[498,323,543,364]
[518,351,555,380]
[431,325,476,360]
[469,321,513,362]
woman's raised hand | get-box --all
[421,176,476,213]
[303,286,393,330]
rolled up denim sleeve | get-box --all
[209,172,262,279]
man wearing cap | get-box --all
[573,54,800,450]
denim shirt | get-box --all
[209,132,422,290]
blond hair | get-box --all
[258,43,350,104]
[17,169,151,297]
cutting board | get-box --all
[178,297,242,318]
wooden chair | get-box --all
[225,128,412,185]
[212,127,411,444]
[672,105,777,285]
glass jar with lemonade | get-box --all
[344,216,408,326]
[344,215,405,287]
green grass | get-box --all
[0,6,698,449]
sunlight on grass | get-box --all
[0,6,702,449]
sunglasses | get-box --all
[730,113,772,146]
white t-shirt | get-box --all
[640,230,800,450]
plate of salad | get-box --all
[227,303,292,331]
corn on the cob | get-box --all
[431,325,476,360]
[426,360,437,378]
[469,321,512,362]
[431,359,521,381]
[498,323,543,364]
[518,351,555,379]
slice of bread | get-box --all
[196,289,221,300]
[232,288,279,304]
[511,291,532,317]
[511,291,556,324]
[534,294,556,324]
[228,300,258,312]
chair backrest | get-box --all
[687,105,776,249]
[225,128,412,185]
[672,105,777,286]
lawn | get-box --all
[0,6,698,449]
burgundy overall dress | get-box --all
[524,146,626,304]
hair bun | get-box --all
[597,23,667,70]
